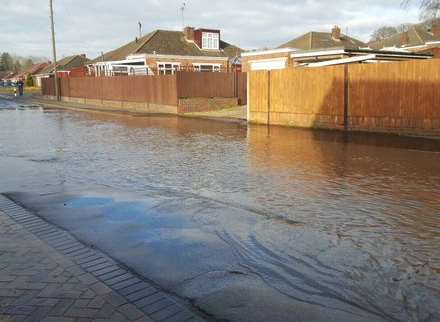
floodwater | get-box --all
[1,98,439,322]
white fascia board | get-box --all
[127,53,228,61]
[247,57,288,63]
[291,49,346,58]
[241,48,297,57]
[306,54,377,67]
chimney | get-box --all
[400,31,410,46]
[184,26,195,41]
[431,20,440,37]
[332,25,341,40]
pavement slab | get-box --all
[0,195,202,322]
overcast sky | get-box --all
[1,0,420,60]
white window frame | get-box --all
[193,63,221,72]
[157,62,180,75]
[202,32,219,50]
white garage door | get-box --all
[250,59,286,71]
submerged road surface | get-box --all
[1,98,439,322]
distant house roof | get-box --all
[1,72,18,81]
[368,24,440,49]
[0,71,11,80]
[278,30,367,50]
[25,62,50,75]
[91,29,242,63]
[37,55,89,76]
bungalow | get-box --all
[10,62,50,86]
[34,54,89,87]
[242,26,431,70]
[368,22,440,57]
[89,27,242,76]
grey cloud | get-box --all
[0,0,419,59]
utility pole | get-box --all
[49,0,59,101]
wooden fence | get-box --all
[42,71,247,107]
[248,59,440,136]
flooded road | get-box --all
[1,98,439,322]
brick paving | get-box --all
[0,195,204,322]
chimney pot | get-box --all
[332,25,341,40]
[184,26,195,41]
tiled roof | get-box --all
[278,31,367,50]
[368,24,440,49]
[24,62,50,75]
[91,30,242,63]
[38,55,89,75]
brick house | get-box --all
[33,54,89,87]
[241,26,367,71]
[89,27,242,76]
[368,22,440,58]
[11,62,50,85]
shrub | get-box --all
[26,74,34,87]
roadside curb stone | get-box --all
[0,194,203,322]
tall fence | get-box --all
[42,71,247,107]
[248,59,440,136]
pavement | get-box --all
[0,195,204,322]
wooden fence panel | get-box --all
[248,71,270,124]
[41,78,55,96]
[237,73,247,105]
[176,72,235,98]
[248,59,440,135]
[249,67,345,128]
[349,59,440,133]
[41,72,237,108]
[269,66,345,128]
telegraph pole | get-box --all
[49,0,59,101]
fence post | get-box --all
[57,77,61,100]
[267,70,271,125]
[344,65,349,130]
[234,72,238,98]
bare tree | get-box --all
[402,0,440,19]
[370,26,399,41]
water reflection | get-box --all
[0,104,439,322]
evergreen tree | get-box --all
[0,53,14,71]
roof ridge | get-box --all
[133,30,158,54]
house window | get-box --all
[202,32,219,50]
[193,64,221,72]
[157,63,180,75]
